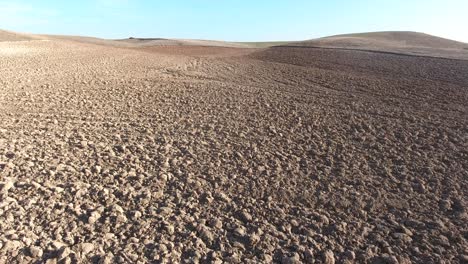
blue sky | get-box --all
[1,0,468,42]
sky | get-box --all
[1,0,468,42]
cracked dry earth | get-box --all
[0,39,467,264]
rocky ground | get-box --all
[0,39,467,263]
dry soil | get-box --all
[0,34,467,264]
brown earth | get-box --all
[0,31,467,264]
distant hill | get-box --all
[293,31,468,50]
[277,31,468,60]
[43,35,254,48]
[0,29,37,42]
[3,28,468,58]
[117,37,251,48]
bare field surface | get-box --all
[0,36,468,264]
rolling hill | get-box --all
[0,29,38,42]
[3,29,468,59]
[299,31,468,49]
[283,31,468,59]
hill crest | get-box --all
[298,31,468,49]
